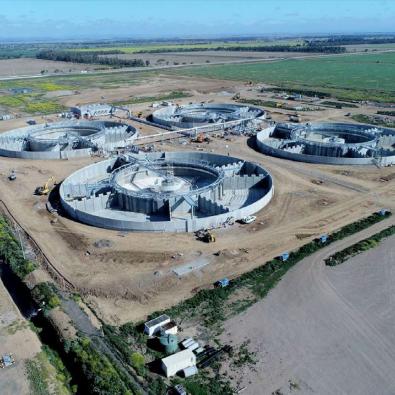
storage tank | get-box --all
[160,333,179,354]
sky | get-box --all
[1,0,395,41]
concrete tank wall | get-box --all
[257,127,395,165]
[61,183,274,233]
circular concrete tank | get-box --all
[256,122,395,166]
[60,151,274,232]
[0,120,138,159]
[152,103,265,128]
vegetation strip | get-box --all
[325,225,395,266]
[37,50,147,68]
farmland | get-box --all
[167,52,395,102]
[70,39,303,53]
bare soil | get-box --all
[0,58,106,78]
[220,225,395,395]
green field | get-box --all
[71,39,302,53]
[167,52,395,102]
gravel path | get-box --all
[222,218,395,395]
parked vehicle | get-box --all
[240,215,256,224]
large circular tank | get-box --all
[0,120,138,160]
[152,103,265,128]
[256,122,395,166]
[60,151,274,232]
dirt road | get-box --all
[221,218,395,395]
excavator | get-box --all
[195,229,216,243]
[35,176,56,196]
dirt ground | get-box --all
[57,74,239,108]
[0,58,105,78]
[220,223,395,395]
[0,78,393,326]
[0,278,41,395]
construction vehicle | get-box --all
[289,113,302,123]
[8,170,16,181]
[35,176,56,196]
[195,229,216,243]
[192,133,210,143]
[136,111,143,118]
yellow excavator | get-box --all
[195,229,216,243]
[35,176,56,196]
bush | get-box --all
[32,282,61,311]
[130,352,145,374]
[68,337,134,395]
[326,225,395,266]
[0,216,37,279]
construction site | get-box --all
[0,82,394,323]
[0,71,394,395]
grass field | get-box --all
[167,52,395,102]
[0,93,66,114]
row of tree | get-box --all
[311,36,395,46]
[134,43,346,54]
[37,50,147,68]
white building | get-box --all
[70,103,113,118]
[161,349,196,378]
[144,314,170,336]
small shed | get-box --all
[161,320,178,335]
[144,314,170,336]
[280,252,289,262]
[161,349,196,377]
[182,365,198,378]
[181,338,194,349]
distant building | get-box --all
[70,103,113,118]
[9,87,32,94]
[0,114,14,121]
